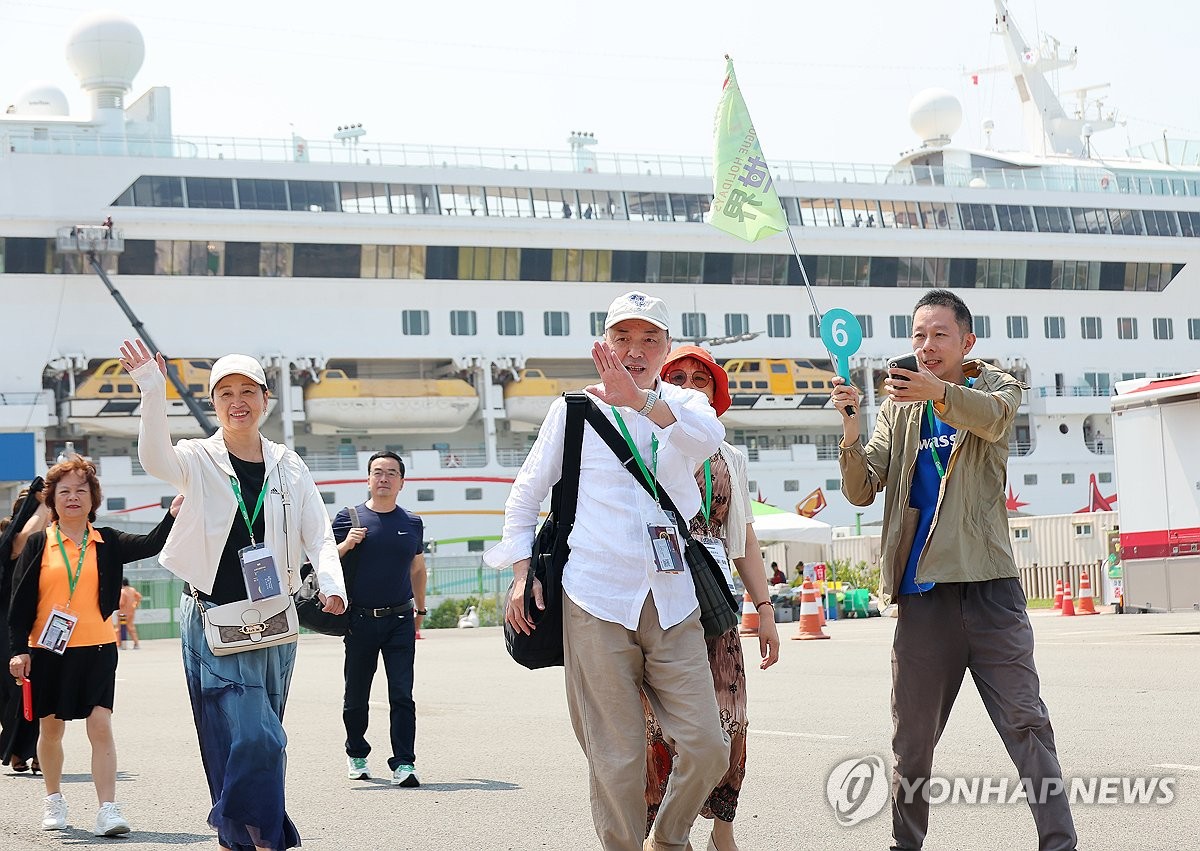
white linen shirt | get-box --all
[484,382,725,630]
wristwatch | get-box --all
[639,389,659,416]
[416,608,428,616]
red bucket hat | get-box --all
[660,345,732,416]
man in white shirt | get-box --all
[485,292,729,851]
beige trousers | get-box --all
[564,593,729,851]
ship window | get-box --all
[259,243,293,277]
[589,312,606,337]
[467,540,485,552]
[812,380,826,389]
[188,384,203,393]
[626,191,669,222]
[783,480,799,492]
[543,311,570,337]
[816,255,869,287]
[106,498,126,511]
[185,177,235,210]
[293,243,360,278]
[116,383,133,393]
[754,381,768,389]
[482,186,526,217]
[1080,316,1103,339]
[724,314,750,337]
[974,315,991,338]
[766,314,791,338]
[889,315,912,338]
[1062,473,1076,485]
[680,313,707,340]
[647,251,703,284]
[1033,206,1072,233]
[222,242,259,277]
[416,489,434,502]
[897,257,949,288]
[237,179,287,211]
[957,203,995,231]
[732,254,787,286]
[465,488,483,501]
[340,182,390,214]
[996,205,1035,232]
[1117,317,1137,340]
[390,184,436,215]
[668,194,710,223]
[1179,211,1200,237]
[747,481,757,494]
[808,315,821,337]
[1124,262,1170,293]
[450,310,477,336]
[795,381,809,389]
[855,314,873,338]
[770,363,788,374]
[1143,210,1176,237]
[320,491,336,505]
[497,310,524,336]
[288,181,337,212]
[1190,319,1200,340]
[1107,209,1141,236]
[1044,316,1065,339]
[1098,472,1112,484]
[155,241,224,276]
[1012,527,1029,542]
[739,381,753,389]
[1153,318,1174,340]
[824,479,841,492]
[1071,207,1109,235]
[99,383,114,394]
[528,188,582,219]
[459,246,520,281]
[976,258,1027,288]
[551,249,612,282]
[1006,316,1028,339]
[878,200,918,228]
[402,310,430,336]
[1074,522,1092,537]
[116,175,183,208]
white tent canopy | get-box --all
[751,503,833,546]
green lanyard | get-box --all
[611,406,658,503]
[925,401,947,479]
[54,525,90,607]
[701,459,713,523]
[229,474,268,545]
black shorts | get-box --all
[29,643,118,720]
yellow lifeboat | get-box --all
[721,358,839,427]
[303,369,479,434]
[66,358,246,437]
[502,368,589,432]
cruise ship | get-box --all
[1,2,1196,552]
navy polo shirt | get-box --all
[332,503,423,608]
[898,399,960,595]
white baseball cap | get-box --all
[208,354,267,396]
[604,291,670,332]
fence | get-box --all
[1018,561,1107,601]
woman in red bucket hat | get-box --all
[641,345,779,851]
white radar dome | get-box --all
[908,88,962,148]
[13,83,70,116]
[65,12,144,93]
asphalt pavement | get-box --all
[1,609,1196,850]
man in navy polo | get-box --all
[333,450,428,787]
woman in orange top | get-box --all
[6,457,179,838]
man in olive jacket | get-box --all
[832,290,1077,851]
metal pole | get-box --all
[87,252,217,436]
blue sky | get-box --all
[0,0,1192,165]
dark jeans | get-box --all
[343,607,416,770]
[891,579,1077,851]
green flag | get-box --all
[707,58,787,242]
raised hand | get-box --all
[118,338,166,377]
[584,340,643,409]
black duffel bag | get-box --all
[504,393,589,669]
[295,507,361,636]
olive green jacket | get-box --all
[838,360,1025,604]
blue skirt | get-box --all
[179,594,300,851]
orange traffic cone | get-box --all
[738,591,760,636]
[1059,581,1076,617]
[791,580,830,640]
[1076,571,1098,615]
[1052,579,1064,611]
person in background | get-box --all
[769,563,786,586]
[121,340,346,851]
[114,578,143,650]
[333,450,428,787]
[7,457,179,836]
[1,482,49,773]
[832,288,1076,851]
[643,345,781,851]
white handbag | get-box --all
[196,594,299,656]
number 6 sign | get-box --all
[819,308,863,382]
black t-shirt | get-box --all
[202,454,267,605]
[331,503,422,609]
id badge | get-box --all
[239,543,282,601]
[36,606,79,655]
[695,534,735,592]
[646,508,685,574]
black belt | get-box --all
[353,601,415,618]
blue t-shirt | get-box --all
[898,402,958,595]
[332,503,423,608]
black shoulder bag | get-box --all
[504,393,589,669]
[584,404,739,639]
[295,506,361,637]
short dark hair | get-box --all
[45,455,102,523]
[367,450,405,477]
[914,288,973,334]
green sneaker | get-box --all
[391,764,419,787]
[346,757,370,780]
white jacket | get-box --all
[130,361,345,601]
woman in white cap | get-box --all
[119,339,345,851]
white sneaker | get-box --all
[41,793,67,830]
[347,756,370,780]
[94,801,130,837]
[391,763,420,787]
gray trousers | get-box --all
[563,593,729,851]
[891,579,1077,851]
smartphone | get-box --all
[887,352,919,375]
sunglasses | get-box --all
[665,369,712,389]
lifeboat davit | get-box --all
[65,358,272,437]
[503,368,589,432]
[303,369,479,434]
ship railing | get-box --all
[299,453,363,473]
[1084,439,1114,455]
[0,391,51,406]
[438,448,487,468]
[1008,440,1034,457]
[496,447,533,468]
[1034,385,1113,398]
